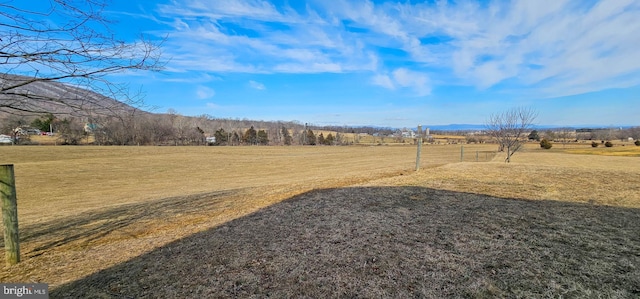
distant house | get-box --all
[14,127,41,135]
[84,123,100,133]
[206,136,216,143]
[0,134,13,144]
[401,130,415,138]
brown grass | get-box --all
[1,144,479,287]
[52,187,640,298]
[1,144,638,298]
[562,144,640,157]
[367,144,640,208]
[26,135,95,145]
[0,145,474,225]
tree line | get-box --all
[0,111,352,146]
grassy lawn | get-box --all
[370,144,640,208]
[0,144,638,297]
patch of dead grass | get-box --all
[50,187,640,298]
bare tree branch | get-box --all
[0,0,163,116]
[485,107,538,163]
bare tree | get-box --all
[629,127,640,141]
[556,127,575,148]
[56,117,86,145]
[485,107,538,163]
[0,0,162,115]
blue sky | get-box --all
[40,1,640,127]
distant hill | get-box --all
[424,124,486,131]
[421,124,633,132]
[0,74,137,117]
[2,75,633,131]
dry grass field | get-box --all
[563,144,640,157]
[1,143,639,298]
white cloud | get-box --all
[432,0,640,95]
[392,68,431,96]
[372,68,431,96]
[150,0,640,98]
[195,86,215,99]
[152,0,379,75]
[249,80,265,90]
[163,73,220,83]
[274,62,342,73]
[372,74,394,89]
[366,0,639,96]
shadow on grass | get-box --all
[6,189,242,256]
[51,187,639,298]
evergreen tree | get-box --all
[528,130,540,141]
[306,129,316,145]
[257,130,269,145]
[243,126,258,145]
[213,128,228,145]
[325,133,335,145]
[317,132,325,145]
[540,138,552,149]
[30,113,56,132]
[281,126,292,145]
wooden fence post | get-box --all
[1,164,20,265]
[415,125,422,171]
[460,145,464,162]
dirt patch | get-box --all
[51,187,640,298]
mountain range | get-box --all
[0,74,136,117]
[0,75,631,131]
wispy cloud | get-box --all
[392,68,430,96]
[372,68,430,96]
[205,102,219,109]
[149,0,640,99]
[372,74,394,90]
[195,85,215,99]
[154,0,376,75]
[162,73,220,83]
[249,80,265,90]
[415,0,640,96]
